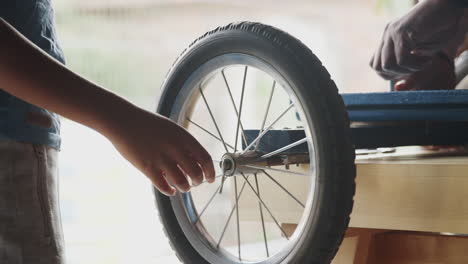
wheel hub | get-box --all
[221,154,237,176]
[220,152,262,176]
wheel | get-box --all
[155,22,356,264]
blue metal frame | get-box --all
[343,90,468,148]
[245,90,468,151]
[343,90,468,122]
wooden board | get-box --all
[351,147,468,233]
[331,228,468,264]
[238,147,468,234]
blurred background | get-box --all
[52,0,415,263]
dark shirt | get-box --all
[0,0,63,149]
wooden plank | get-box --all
[331,235,359,264]
[351,148,468,233]
[238,147,468,234]
[281,223,297,238]
[372,231,468,264]
[333,228,468,264]
[332,228,387,264]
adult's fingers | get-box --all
[394,79,409,91]
[373,44,398,80]
[371,22,433,80]
[411,48,438,57]
[381,36,397,73]
[371,34,385,73]
[378,38,400,80]
[149,169,176,196]
[383,37,415,77]
[177,154,204,186]
[394,36,431,72]
[371,31,399,80]
[164,162,190,193]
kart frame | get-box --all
[245,89,468,151]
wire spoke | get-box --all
[219,174,227,194]
[194,180,223,223]
[201,174,223,184]
[199,85,229,153]
[260,138,307,159]
[241,103,294,153]
[221,70,248,147]
[234,66,248,152]
[255,80,276,151]
[241,164,309,176]
[204,164,228,195]
[216,176,249,248]
[234,177,241,261]
[186,117,235,151]
[254,173,269,257]
[240,173,289,239]
[261,170,305,208]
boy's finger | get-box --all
[164,162,191,193]
[150,169,176,196]
[195,149,215,183]
[178,155,204,186]
[201,158,216,183]
[185,140,215,183]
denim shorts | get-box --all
[0,140,64,264]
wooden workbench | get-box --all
[237,146,468,263]
[333,146,468,264]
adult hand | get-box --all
[370,0,466,80]
[108,107,216,196]
[393,52,456,91]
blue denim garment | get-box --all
[0,0,64,149]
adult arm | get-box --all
[0,18,215,196]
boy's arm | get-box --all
[0,18,215,196]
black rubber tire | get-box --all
[154,22,356,264]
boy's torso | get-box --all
[0,0,64,149]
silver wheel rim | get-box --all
[168,53,318,264]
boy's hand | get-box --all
[0,18,215,196]
[108,107,215,196]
